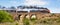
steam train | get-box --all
[17,6,50,13]
[0,6,50,13]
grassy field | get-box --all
[0,13,60,25]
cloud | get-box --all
[9,0,49,6]
[23,0,48,6]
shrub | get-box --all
[51,13,56,16]
[40,18,55,24]
[0,10,14,23]
[30,18,36,21]
[15,23,18,25]
[23,18,29,25]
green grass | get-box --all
[23,18,30,25]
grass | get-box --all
[0,21,18,25]
[0,13,60,25]
[23,18,30,25]
[1,17,60,25]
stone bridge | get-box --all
[9,12,51,25]
[9,11,60,25]
[10,12,49,20]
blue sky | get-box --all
[0,0,60,13]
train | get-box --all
[0,6,50,13]
[17,6,50,13]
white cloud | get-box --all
[9,0,49,6]
[23,0,48,6]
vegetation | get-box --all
[30,18,36,22]
[39,17,60,24]
[0,11,60,25]
[23,18,30,25]
[0,10,14,23]
[15,23,18,25]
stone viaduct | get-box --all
[9,11,51,25]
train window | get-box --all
[17,11,28,13]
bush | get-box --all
[23,18,29,25]
[0,10,14,23]
[56,17,60,23]
[30,18,36,21]
[40,18,55,24]
[15,23,18,25]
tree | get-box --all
[0,10,14,23]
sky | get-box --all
[0,0,60,13]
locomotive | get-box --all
[17,6,50,13]
[0,6,50,13]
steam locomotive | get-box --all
[17,6,50,13]
[0,6,50,13]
